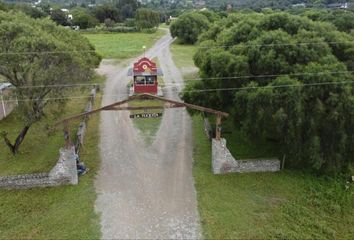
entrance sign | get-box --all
[56,93,229,144]
[130,113,162,119]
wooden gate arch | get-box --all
[55,93,229,146]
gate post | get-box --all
[215,114,222,140]
[63,120,72,148]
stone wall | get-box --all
[212,138,280,174]
[0,87,97,190]
[0,147,78,189]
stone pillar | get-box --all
[49,146,78,185]
[212,138,239,174]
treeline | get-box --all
[0,0,161,31]
[172,10,354,175]
[207,0,354,10]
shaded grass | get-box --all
[192,115,354,239]
[83,30,165,59]
[129,99,164,145]
[0,77,103,238]
[222,117,280,159]
[206,115,279,159]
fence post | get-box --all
[0,89,6,118]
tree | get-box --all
[50,9,71,26]
[0,1,7,11]
[71,7,98,29]
[170,11,210,44]
[0,11,101,154]
[182,12,354,174]
[13,3,48,19]
[135,8,160,30]
[91,3,121,23]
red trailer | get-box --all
[128,57,163,95]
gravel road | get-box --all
[94,31,201,239]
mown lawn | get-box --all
[170,41,199,80]
[83,30,165,59]
[0,77,103,238]
[129,99,164,145]
[192,115,354,239]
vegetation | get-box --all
[71,7,99,29]
[0,79,103,238]
[296,8,354,33]
[206,0,354,10]
[135,8,160,30]
[192,115,354,239]
[0,11,100,154]
[83,29,165,59]
[182,12,354,174]
[170,11,212,44]
[170,42,199,80]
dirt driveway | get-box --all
[94,31,201,239]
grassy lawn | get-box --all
[170,41,197,69]
[170,41,199,80]
[129,99,164,145]
[0,77,103,238]
[192,115,354,239]
[83,30,165,59]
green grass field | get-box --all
[83,30,165,59]
[129,99,164,145]
[170,41,199,80]
[192,115,354,239]
[0,77,103,238]
[170,41,197,69]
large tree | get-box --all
[71,7,98,29]
[135,8,160,30]
[183,12,354,174]
[0,11,101,154]
[170,11,211,44]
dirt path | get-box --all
[95,31,201,239]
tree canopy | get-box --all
[183,12,354,174]
[135,8,160,30]
[0,11,101,153]
[170,11,213,44]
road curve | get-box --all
[94,30,201,239]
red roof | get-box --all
[133,57,157,73]
[127,57,163,76]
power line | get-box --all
[0,50,96,56]
[182,70,354,82]
[174,79,354,93]
[13,83,102,89]
[2,70,353,90]
[0,40,353,56]
[198,41,354,49]
[0,49,141,55]
[3,79,354,103]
